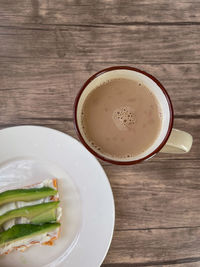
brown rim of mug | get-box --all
[74,66,174,165]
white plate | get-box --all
[0,126,115,267]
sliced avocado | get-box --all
[0,222,60,248]
[0,201,59,227]
[31,208,58,224]
[0,187,57,206]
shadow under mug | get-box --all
[74,66,193,165]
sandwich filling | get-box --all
[0,179,62,255]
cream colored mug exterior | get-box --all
[160,128,192,153]
[76,68,193,162]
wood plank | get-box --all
[1,0,200,26]
[0,60,199,118]
[0,25,200,63]
[105,159,200,231]
[103,264,200,267]
[0,118,198,160]
[103,227,200,265]
[157,264,200,267]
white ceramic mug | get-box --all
[74,66,193,165]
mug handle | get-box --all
[160,129,193,153]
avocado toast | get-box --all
[0,179,62,255]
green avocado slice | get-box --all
[0,187,57,206]
[0,222,60,248]
[31,207,59,224]
[0,201,59,227]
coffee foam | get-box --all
[112,106,136,131]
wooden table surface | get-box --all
[0,1,200,266]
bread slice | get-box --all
[0,179,62,255]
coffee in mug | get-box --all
[74,66,193,164]
[81,78,162,159]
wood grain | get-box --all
[0,1,200,266]
[104,227,200,265]
[0,61,199,119]
[104,264,200,267]
[0,25,200,63]
[1,0,200,26]
[106,160,200,230]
